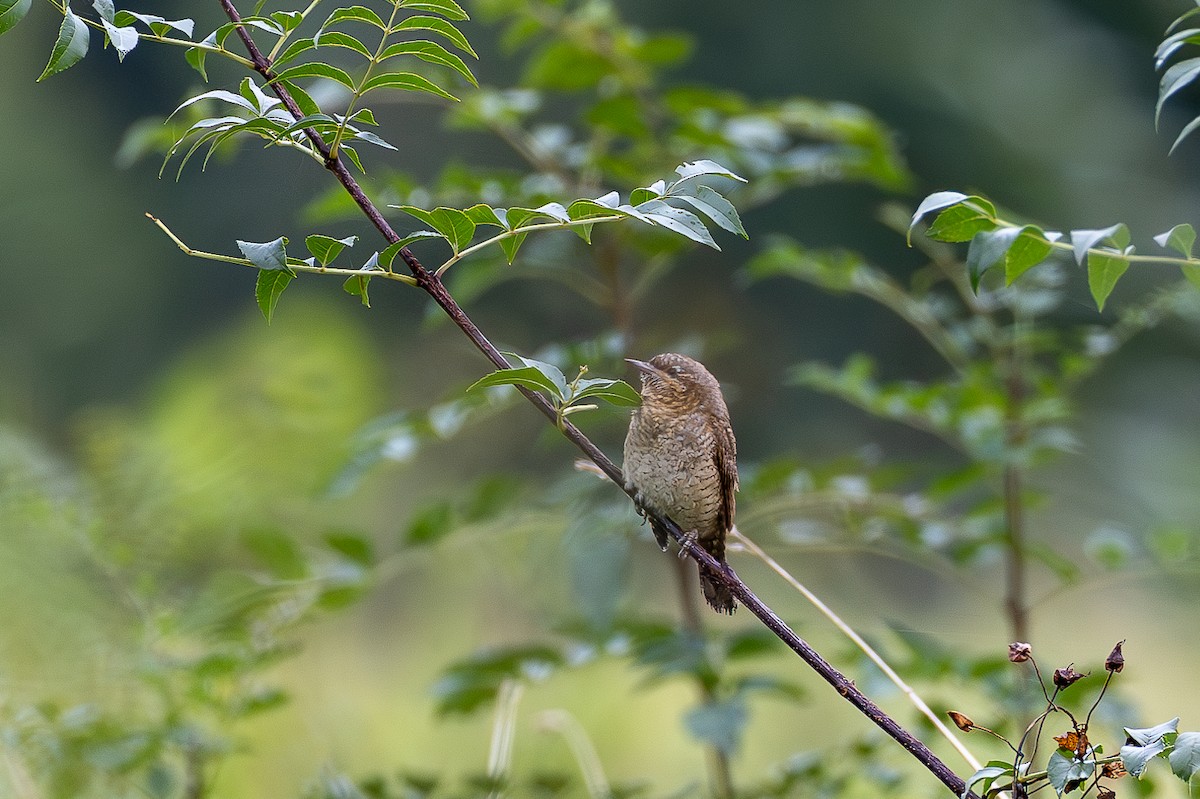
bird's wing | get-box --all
[713,417,738,532]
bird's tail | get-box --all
[698,563,736,614]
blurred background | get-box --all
[2,1,1200,797]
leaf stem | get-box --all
[435,215,624,277]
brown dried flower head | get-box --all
[1102,760,1128,779]
[948,711,975,732]
[1053,665,1085,689]
[1105,640,1125,673]
[1009,642,1032,663]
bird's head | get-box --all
[625,353,728,415]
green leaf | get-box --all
[1004,225,1053,284]
[342,274,371,307]
[1070,224,1129,265]
[1087,250,1130,312]
[1182,263,1200,290]
[380,231,443,268]
[311,29,373,59]
[909,191,989,242]
[1168,731,1200,781]
[463,203,506,228]
[1126,719,1180,747]
[466,366,566,399]
[1169,114,1200,155]
[1154,223,1196,258]
[964,227,1020,291]
[320,5,387,32]
[99,18,139,62]
[243,528,308,579]
[392,15,477,57]
[184,47,209,80]
[272,36,315,68]
[306,234,358,266]
[1158,57,1200,127]
[1047,749,1095,795]
[255,270,294,323]
[38,9,90,81]
[673,159,746,183]
[269,61,356,92]
[405,501,454,547]
[394,206,475,252]
[400,0,469,21]
[360,71,458,102]
[671,184,747,238]
[324,532,375,566]
[637,200,719,249]
[683,697,747,756]
[962,765,1013,799]
[237,237,290,271]
[379,39,478,85]
[0,0,33,37]
[113,11,193,37]
[925,201,999,243]
[499,232,526,264]
[569,378,641,407]
[1122,738,1168,778]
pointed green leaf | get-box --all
[672,184,746,238]
[637,200,719,249]
[1168,731,1200,781]
[684,697,748,756]
[1125,719,1180,747]
[380,231,443,268]
[273,36,315,67]
[463,204,505,228]
[499,232,526,264]
[1169,114,1200,154]
[1087,250,1131,312]
[0,0,33,37]
[673,159,746,183]
[379,39,477,85]
[38,9,90,81]
[237,237,290,271]
[1181,263,1200,290]
[1048,749,1096,794]
[185,45,209,80]
[342,274,372,307]
[394,206,475,252]
[269,62,356,91]
[1070,224,1129,265]
[467,366,566,398]
[353,131,397,150]
[909,191,994,242]
[1158,57,1200,127]
[570,378,641,407]
[99,18,139,62]
[112,10,193,37]
[1005,225,1052,284]
[506,354,569,396]
[255,269,294,323]
[567,199,627,221]
[965,227,1021,291]
[311,29,374,59]
[306,234,358,266]
[360,71,458,101]
[392,15,476,57]
[1154,223,1196,257]
[400,0,469,20]
[925,200,999,243]
[320,5,387,32]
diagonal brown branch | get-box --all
[215,3,975,796]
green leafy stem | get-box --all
[466,355,641,430]
[909,191,1200,311]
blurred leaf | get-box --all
[324,532,374,566]
[432,645,564,716]
[724,627,782,660]
[683,697,747,755]
[38,8,89,81]
[1157,57,1200,126]
[565,518,630,629]
[243,528,308,579]
[405,501,455,546]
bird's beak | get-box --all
[625,358,664,378]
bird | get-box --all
[623,353,738,613]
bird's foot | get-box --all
[676,529,699,558]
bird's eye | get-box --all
[668,366,683,375]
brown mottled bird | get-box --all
[623,353,739,613]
